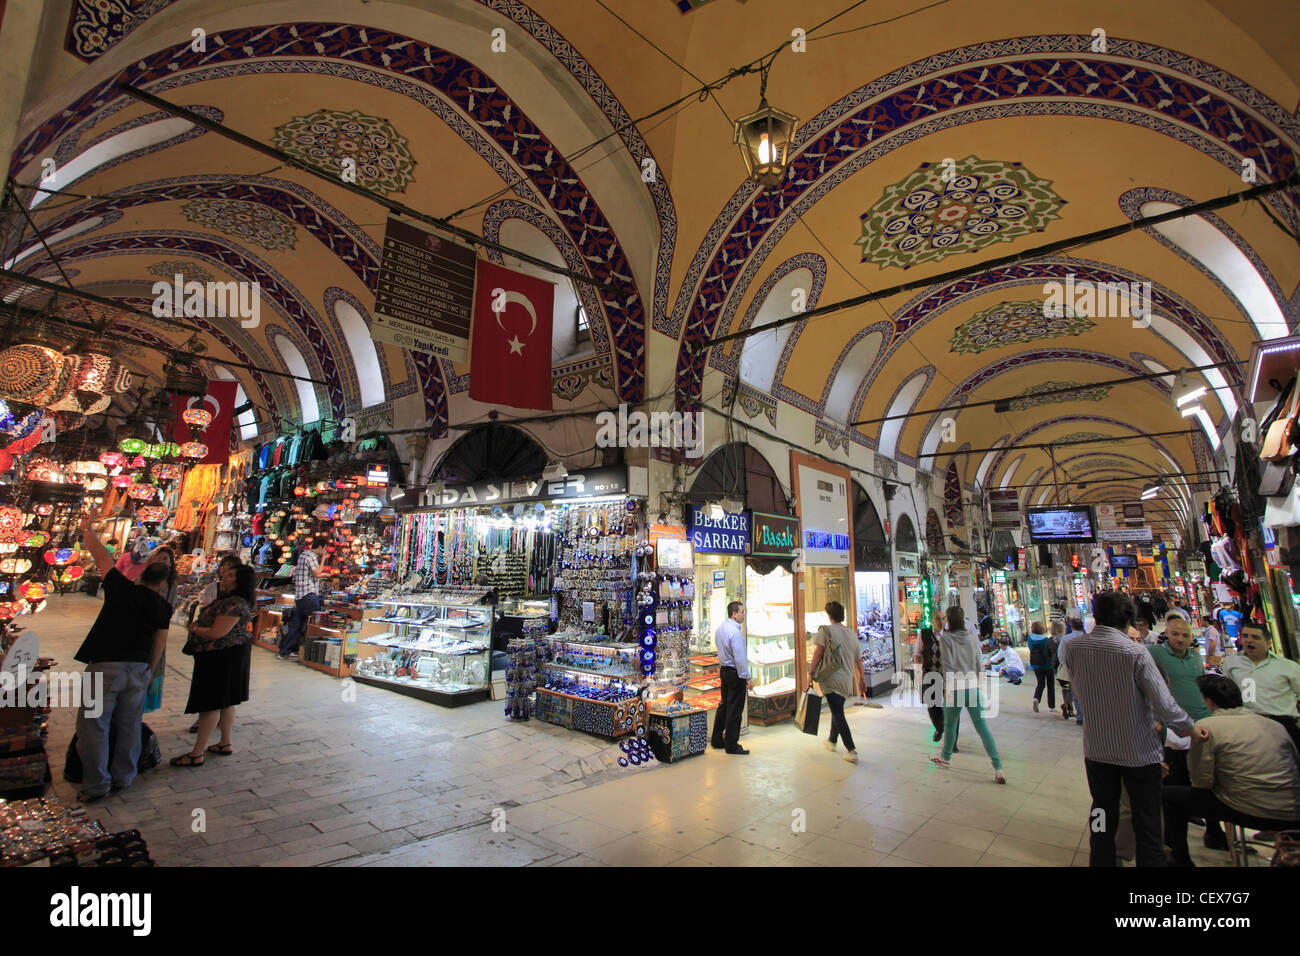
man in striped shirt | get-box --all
[1062,590,1194,866]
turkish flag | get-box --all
[468,260,554,411]
[170,380,238,465]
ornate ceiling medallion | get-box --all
[182,198,297,251]
[273,109,416,195]
[1009,381,1112,411]
[857,157,1064,270]
[949,299,1093,355]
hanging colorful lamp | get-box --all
[98,451,126,469]
[137,505,168,524]
[42,547,77,567]
[180,441,208,460]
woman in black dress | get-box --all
[172,563,256,767]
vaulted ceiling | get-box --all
[3,0,1297,535]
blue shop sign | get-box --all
[687,506,751,554]
[804,530,850,552]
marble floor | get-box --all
[28,593,1234,866]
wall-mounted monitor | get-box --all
[1109,554,1139,569]
[1025,505,1097,544]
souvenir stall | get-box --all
[358,465,646,710]
[685,505,750,713]
[850,482,894,696]
[791,452,855,695]
[745,510,800,724]
[896,550,926,667]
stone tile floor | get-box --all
[29,594,1235,866]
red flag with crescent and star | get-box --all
[468,260,555,411]
[168,380,237,465]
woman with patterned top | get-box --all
[171,563,257,767]
[914,609,957,750]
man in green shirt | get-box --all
[1222,622,1300,754]
[1152,614,1209,721]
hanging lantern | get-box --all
[137,505,168,524]
[99,451,126,469]
[56,566,84,584]
[24,458,62,483]
[119,437,147,455]
[0,601,20,621]
[18,579,46,600]
[182,407,214,429]
[732,98,799,188]
[0,506,21,543]
[150,463,183,480]
[33,504,53,517]
[111,474,133,489]
[85,477,108,492]
[2,558,33,575]
[0,345,68,405]
[128,482,157,501]
[68,348,118,413]
[180,441,208,459]
[16,530,47,548]
[43,547,77,567]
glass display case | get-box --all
[745,561,796,724]
[802,566,849,687]
[854,570,895,695]
[535,633,644,738]
[354,587,494,706]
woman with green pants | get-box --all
[930,604,1006,784]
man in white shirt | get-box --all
[1199,615,1222,665]
[985,639,1024,684]
[1221,622,1300,754]
[710,601,751,755]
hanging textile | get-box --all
[173,464,223,531]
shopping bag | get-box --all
[795,688,822,735]
[144,651,164,713]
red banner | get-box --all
[468,260,554,411]
[170,380,238,465]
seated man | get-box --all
[1162,674,1300,866]
[985,639,1025,685]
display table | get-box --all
[647,707,708,762]
[747,689,796,725]
[535,688,644,738]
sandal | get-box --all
[170,753,205,767]
[929,755,950,768]
[206,744,234,756]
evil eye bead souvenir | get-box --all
[618,757,629,767]
[628,754,640,766]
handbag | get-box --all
[810,624,845,684]
[1262,377,1300,460]
[1259,457,1295,499]
[795,687,822,735]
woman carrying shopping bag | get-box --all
[809,601,867,764]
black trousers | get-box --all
[825,692,855,752]
[1162,786,1300,866]
[711,666,746,750]
[1163,748,1225,843]
[1033,669,1056,708]
[1085,759,1168,867]
[920,672,956,744]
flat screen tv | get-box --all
[1025,505,1097,544]
[1109,554,1138,569]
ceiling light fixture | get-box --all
[733,61,798,189]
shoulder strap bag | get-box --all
[1261,377,1300,460]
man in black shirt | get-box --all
[73,519,173,801]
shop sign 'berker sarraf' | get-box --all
[687,507,751,554]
